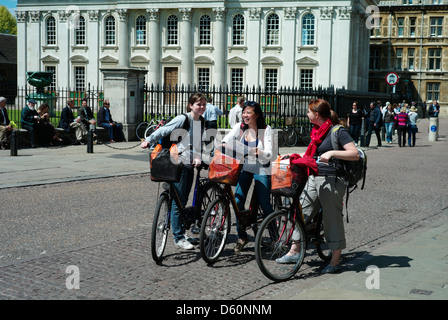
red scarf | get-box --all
[289,119,332,177]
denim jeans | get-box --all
[349,124,361,144]
[408,125,417,147]
[171,166,194,242]
[385,122,394,143]
[100,122,124,141]
[234,170,273,239]
[365,122,381,146]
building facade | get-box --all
[369,0,448,115]
[16,0,376,93]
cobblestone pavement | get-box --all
[0,119,447,300]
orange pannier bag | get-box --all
[271,156,307,197]
[208,149,243,186]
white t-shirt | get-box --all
[228,104,242,128]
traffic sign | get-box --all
[386,72,399,86]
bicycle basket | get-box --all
[285,116,297,126]
[208,149,243,186]
[271,156,306,197]
[150,144,183,182]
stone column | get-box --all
[147,8,160,85]
[16,11,27,88]
[117,9,129,67]
[212,7,226,88]
[88,10,100,88]
[28,10,41,72]
[58,10,70,88]
[101,67,148,141]
[179,8,192,86]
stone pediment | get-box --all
[227,56,248,65]
[131,55,149,64]
[161,55,181,64]
[260,56,282,66]
[99,55,119,64]
[194,56,214,64]
[69,55,89,63]
[41,55,59,63]
[296,56,318,66]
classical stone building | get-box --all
[16,0,376,92]
[369,0,448,115]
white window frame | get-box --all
[45,65,57,91]
[300,69,314,90]
[105,15,116,46]
[232,14,245,46]
[266,13,280,46]
[197,67,211,91]
[230,68,244,92]
[74,66,86,92]
[136,15,147,45]
[199,15,211,46]
[167,15,178,46]
[75,15,86,46]
[301,13,315,46]
[46,16,57,46]
[264,68,278,92]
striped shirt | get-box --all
[396,112,409,126]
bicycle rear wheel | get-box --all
[284,128,298,147]
[151,193,170,262]
[199,197,231,264]
[136,122,149,141]
[144,124,157,140]
[255,210,305,282]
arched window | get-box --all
[167,15,178,45]
[232,14,245,45]
[75,15,86,45]
[266,13,279,45]
[136,15,147,45]
[46,16,56,45]
[302,13,315,46]
[199,15,211,45]
[105,15,116,45]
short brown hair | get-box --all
[309,99,331,119]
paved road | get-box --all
[0,118,447,300]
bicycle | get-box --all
[254,194,331,282]
[270,119,286,148]
[282,117,311,147]
[136,115,172,141]
[151,163,221,263]
[199,177,278,264]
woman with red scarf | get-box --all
[276,99,359,273]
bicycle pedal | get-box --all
[191,227,200,235]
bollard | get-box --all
[360,119,366,147]
[87,129,94,153]
[10,130,18,156]
[428,117,439,142]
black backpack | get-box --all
[159,113,204,149]
[330,125,367,222]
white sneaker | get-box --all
[174,238,194,250]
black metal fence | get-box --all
[2,83,397,130]
[143,84,398,129]
[1,84,104,127]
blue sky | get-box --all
[0,0,17,14]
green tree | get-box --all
[0,6,17,35]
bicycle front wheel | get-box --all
[284,128,298,147]
[255,210,306,282]
[199,197,231,264]
[151,193,170,262]
[136,122,148,141]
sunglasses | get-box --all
[244,101,259,107]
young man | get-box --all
[228,96,244,128]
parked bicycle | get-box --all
[254,194,331,282]
[136,114,172,141]
[282,117,311,147]
[151,163,221,263]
